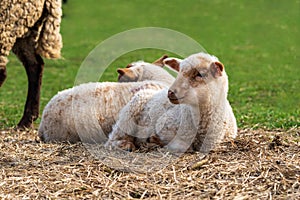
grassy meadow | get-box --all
[0,0,299,129]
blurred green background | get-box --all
[0,0,299,129]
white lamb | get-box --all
[38,56,175,143]
[106,52,237,152]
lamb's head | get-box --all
[117,55,175,85]
[168,52,229,107]
[117,61,146,82]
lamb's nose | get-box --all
[168,89,180,104]
[168,89,176,99]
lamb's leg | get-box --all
[114,136,136,152]
[105,122,137,152]
[105,112,139,151]
[12,36,44,129]
[0,65,6,87]
[107,90,157,151]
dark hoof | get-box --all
[16,119,34,130]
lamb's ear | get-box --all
[117,68,126,76]
[210,61,224,78]
[152,54,169,67]
[126,63,133,68]
[163,58,181,72]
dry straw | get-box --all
[0,128,299,199]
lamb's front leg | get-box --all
[106,89,157,151]
[105,103,139,151]
[105,125,136,152]
[106,128,162,152]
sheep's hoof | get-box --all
[16,118,34,130]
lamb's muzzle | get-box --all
[167,89,179,104]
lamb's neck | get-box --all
[190,95,228,151]
[195,104,213,130]
[193,96,227,134]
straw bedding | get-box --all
[0,128,299,199]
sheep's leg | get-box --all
[12,37,44,129]
[0,65,6,87]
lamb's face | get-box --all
[168,53,227,107]
[117,61,145,82]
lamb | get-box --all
[106,52,237,153]
[38,56,175,143]
[0,0,62,128]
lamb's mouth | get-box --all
[168,96,184,104]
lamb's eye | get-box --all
[196,72,207,78]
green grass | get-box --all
[0,0,299,129]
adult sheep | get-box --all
[0,0,62,129]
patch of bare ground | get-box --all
[0,128,299,199]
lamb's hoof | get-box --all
[119,141,136,152]
[148,135,163,147]
[38,133,45,142]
